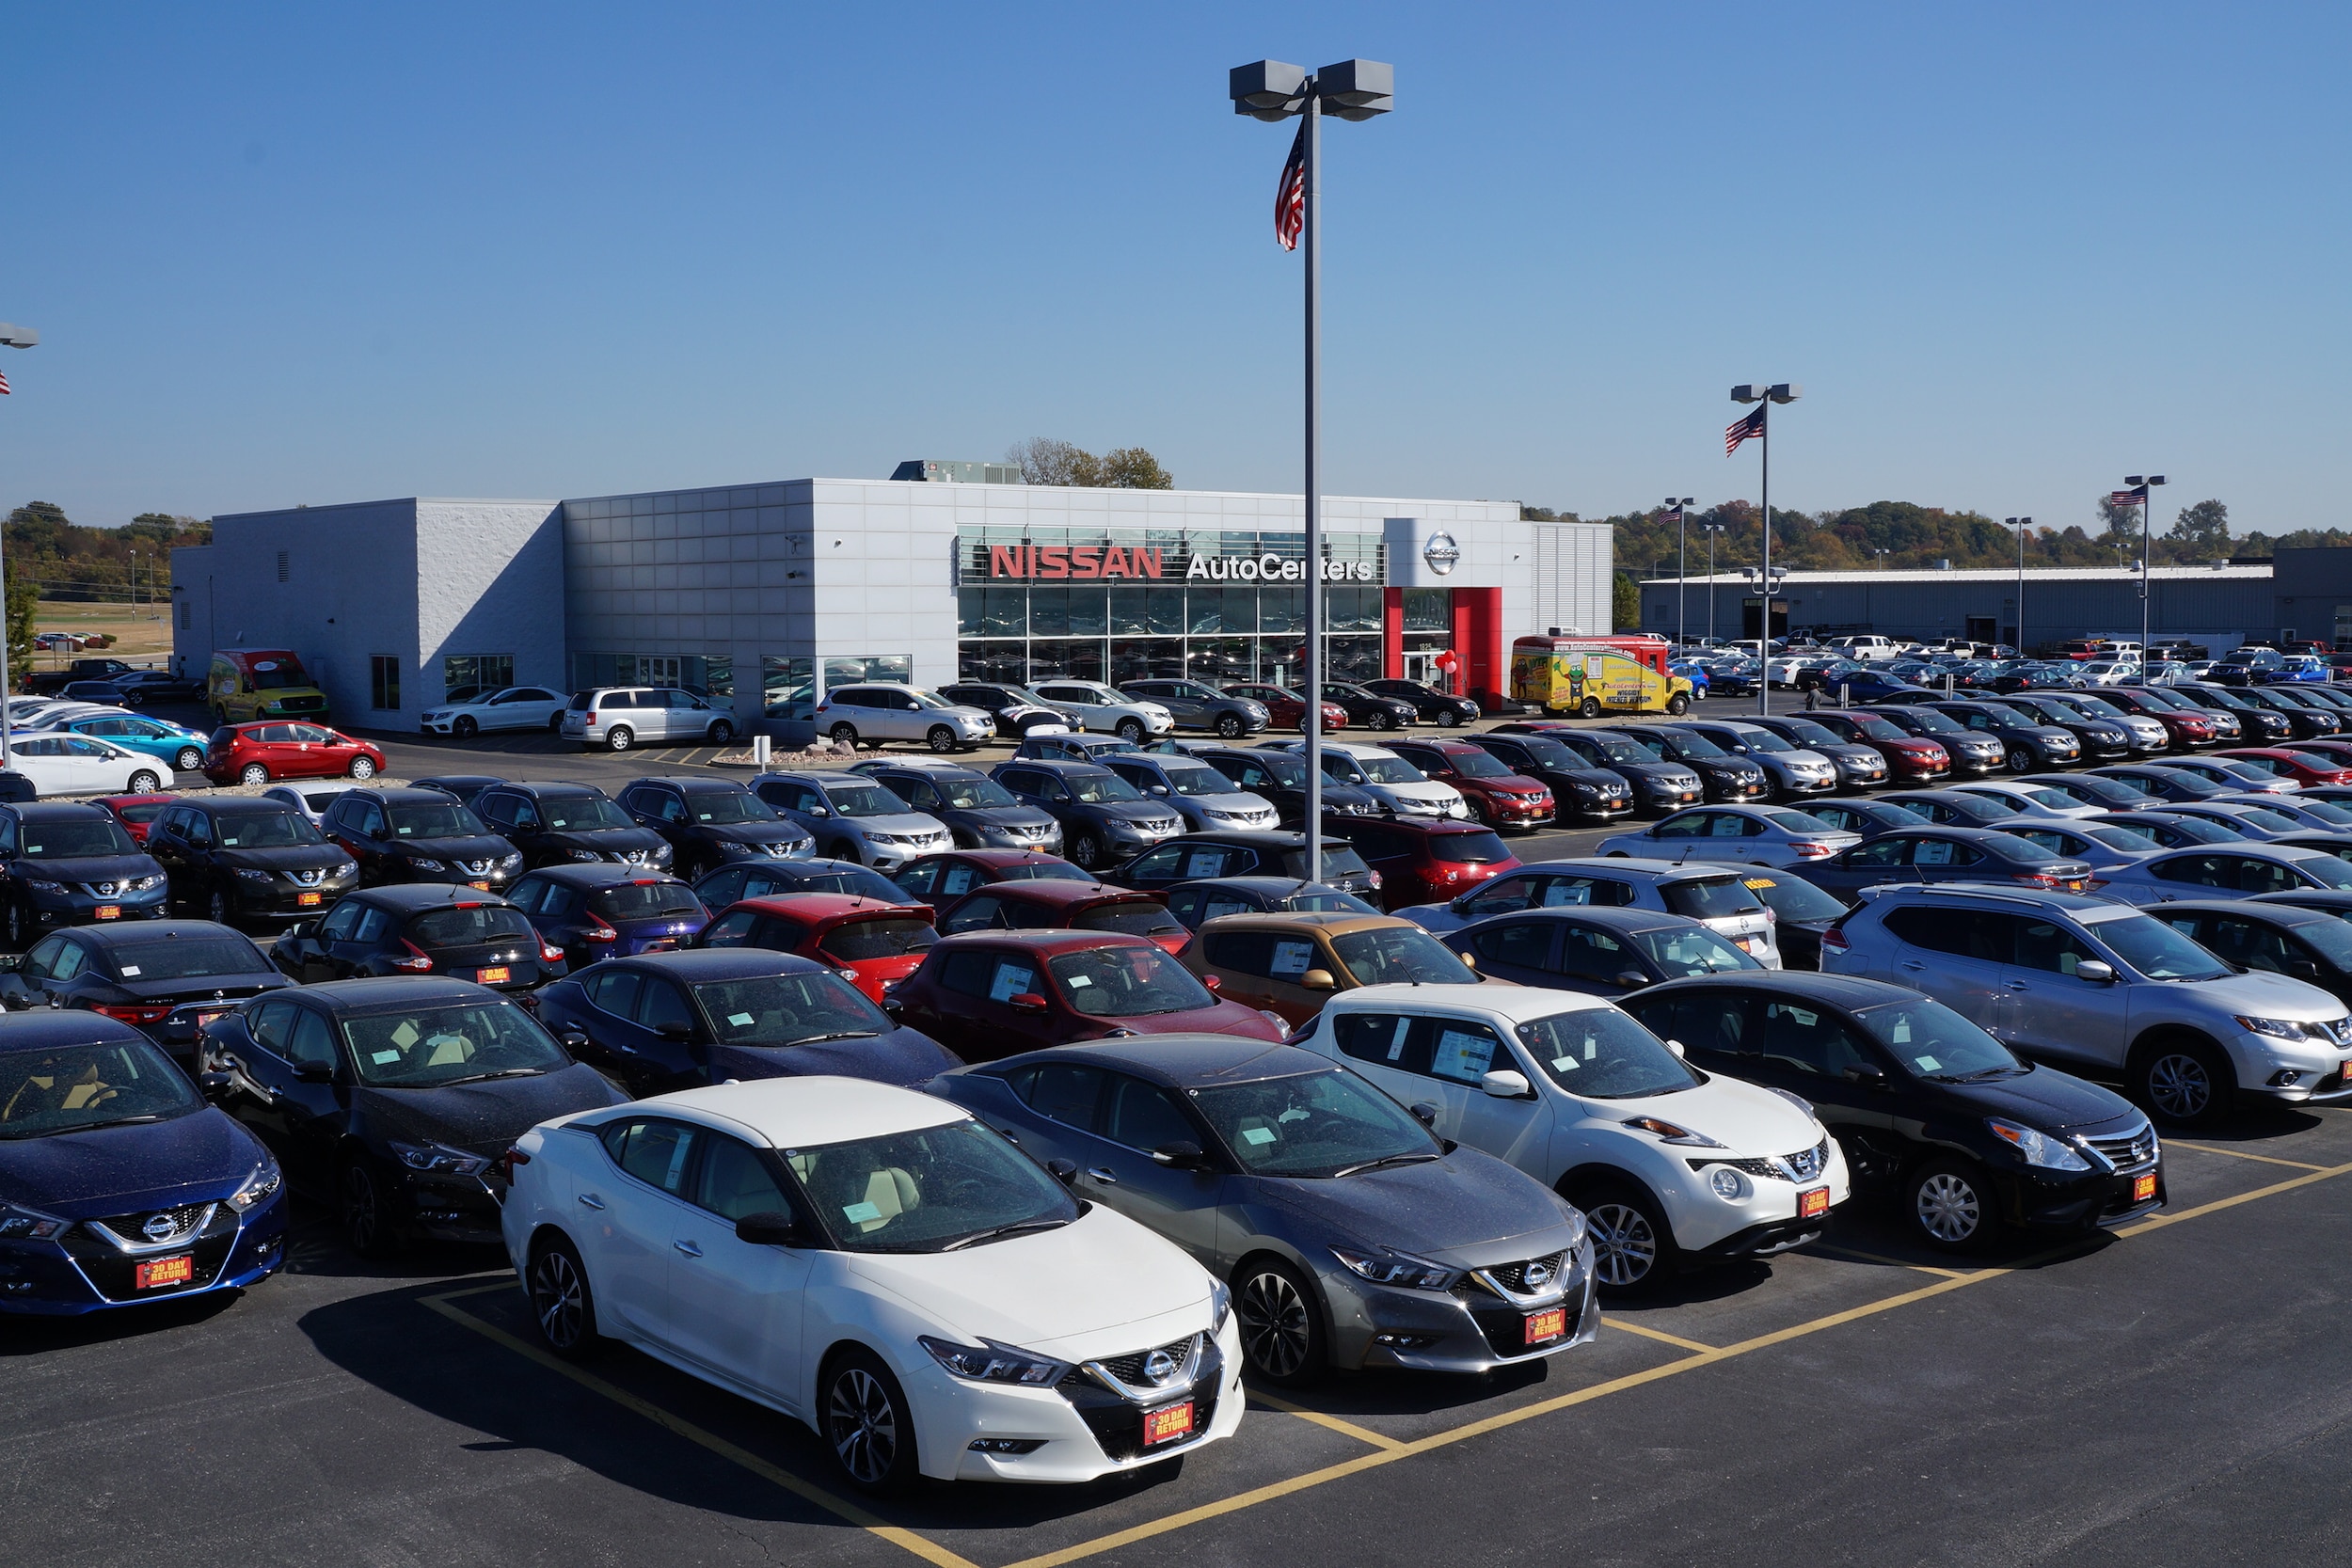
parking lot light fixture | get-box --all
[0,323,38,770]
[2006,517,2033,653]
[1667,497,1695,648]
[1731,384,1801,714]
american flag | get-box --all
[2107,486,2148,507]
[1725,404,1765,455]
[1275,119,1307,251]
[0,371,9,395]
[1661,503,1685,524]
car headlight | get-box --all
[234,868,275,885]
[131,874,165,892]
[0,1202,69,1240]
[408,857,447,872]
[499,851,524,870]
[1258,1008,1290,1032]
[328,862,358,881]
[1330,1244,1457,1291]
[918,1335,1068,1386]
[389,1138,489,1177]
[2235,1015,2333,1041]
[20,879,66,895]
[1623,1116,1725,1148]
[565,848,604,862]
[650,843,674,863]
[1209,1278,1232,1336]
[228,1160,283,1212]
[1986,1117,2091,1172]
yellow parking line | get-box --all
[1804,1243,1971,1280]
[1244,1390,1404,1451]
[418,1289,983,1568]
[1604,1318,1720,1354]
[2166,1141,2328,1172]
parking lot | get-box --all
[8,702,2352,1567]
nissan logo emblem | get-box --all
[1523,1260,1554,1290]
[140,1212,179,1242]
[1422,531,1460,576]
[1143,1348,1181,1383]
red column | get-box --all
[1381,588,1404,679]
[1453,587,1502,708]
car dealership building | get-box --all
[173,470,1612,738]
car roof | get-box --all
[1524,856,1756,882]
[733,894,929,924]
[349,883,520,911]
[620,1075,966,1150]
[501,780,601,798]
[58,919,260,951]
[907,849,1071,868]
[1854,881,2118,913]
[993,1037,1333,1088]
[1196,911,1410,935]
[1642,971,1918,1008]
[629,775,753,793]
[0,1009,153,1053]
[414,774,507,787]
[1187,877,1354,896]
[1330,981,1612,1023]
[8,800,113,820]
[1458,905,1692,933]
[930,928,1157,953]
[865,762,985,779]
[351,787,468,806]
[527,863,688,888]
[602,948,832,980]
[973,879,1138,907]
[1161,830,1306,848]
[993,759,1114,776]
[2143,898,2342,929]
[199,796,308,816]
[284,975,510,1014]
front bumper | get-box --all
[394,1165,508,1244]
[25,885,169,927]
[1994,1161,2168,1232]
[1335,1241,1599,1374]
[227,872,361,918]
[0,1195,286,1316]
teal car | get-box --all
[51,712,211,771]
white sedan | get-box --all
[502,1076,1243,1492]
[1,731,172,796]
[421,685,569,738]
[2072,661,2139,687]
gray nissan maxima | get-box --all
[930,1036,1597,1386]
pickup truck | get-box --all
[24,657,143,696]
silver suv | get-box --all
[562,687,738,751]
[748,769,954,871]
[1822,882,2352,1126]
[1398,855,1781,964]
[813,683,994,752]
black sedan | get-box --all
[0,801,170,944]
[1925,701,2084,772]
[201,976,623,1256]
[1359,677,1482,726]
[1794,825,2095,901]
[1440,906,1763,997]
[271,883,563,994]
[0,919,289,1066]
[2154,898,2352,1015]
[533,947,959,1097]
[1160,877,1381,929]
[1199,746,1385,824]
[319,786,526,891]
[1478,727,1706,815]
[616,775,816,878]
[1320,682,1422,733]
[1620,973,2163,1251]
[145,798,360,926]
[1613,726,1770,803]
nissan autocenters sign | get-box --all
[972,538,1380,584]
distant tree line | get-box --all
[3,501,208,602]
[1006,438,1174,490]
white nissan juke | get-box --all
[501,1076,1243,1492]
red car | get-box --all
[1804,709,1951,782]
[2215,747,2352,787]
[1221,682,1346,735]
[696,892,938,1004]
[2097,688,2219,749]
[891,929,1286,1061]
[1320,814,1521,911]
[201,721,386,786]
[1384,738,1557,832]
[95,792,178,846]
[888,848,1090,914]
[935,879,1190,956]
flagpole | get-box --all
[1676,508,1686,649]
[1303,89,1324,879]
[1757,398,1771,716]
[2140,493,2151,658]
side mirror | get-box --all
[1457,951,1477,969]
[806,805,831,817]
[1009,992,1048,1014]
[1613,969,1652,990]
[1299,968,1337,991]
[2074,959,2117,983]
[1201,974,1221,992]
[656,1022,695,1042]
[1406,1101,1440,1129]
[292,1063,336,1085]
[1045,1157,1079,1185]
[733,1211,812,1248]
[1847,1062,1890,1089]
[1665,1038,1687,1058]
[198,1069,233,1096]
[1150,1140,1209,1170]
[1150,784,1169,796]
[881,998,905,1022]
[1480,1068,1534,1099]
[559,1027,590,1052]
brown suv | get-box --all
[1179,911,1495,1025]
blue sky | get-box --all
[8,4,2346,537]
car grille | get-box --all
[1473,1250,1570,1299]
[1780,1139,1831,1180]
[1084,1333,1204,1396]
[2085,1122,2158,1172]
[61,1205,241,1301]
[288,868,325,888]
[1057,1334,1223,1461]
[1466,1297,1583,1360]
[86,1203,215,1250]
[616,849,651,864]
[457,858,501,876]
[2309,1017,2352,1047]
[1139,817,1182,835]
[276,696,326,714]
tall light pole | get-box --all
[1730,383,1800,715]
[1666,496,1694,648]
[2125,475,2167,657]
[2005,516,2033,653]
[1232,57,1392,882]
[1702,520,1724,643]
[0,324,36,769]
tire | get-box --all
[1574,1180,1680,1293]
[707,721,736,746]
[1115,718,1144,742]
[345,755,376,781]
[2135,1034,2234,1128]
[822,1347,921,1495]
[1366,709,1392,732]
[1232,1256,1326,1386]
[1666,693,1691,716]
[829,722,860,751]
[2006,746,2035,772]
[1437,708,1462,727]
[604,725,635,752]
[453,716,479,739]
[926,724,956,752]
[341,1157,401,1259]
[1907,1158,1997,1253]
[4,899,26,950]
[213,705,230,726]
[527,1234,603,1360]
[1579,697,1603,720]
[1067,832,1102,870]
[239,763,270,786]
[173,747,203,771]
[121,692,145,708]
[126,770,161,794]
[549,712,565,734]
[827,841,863,866]
[1216,713,1244,739]
[206,887,233,925]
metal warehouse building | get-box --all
[172,471,1611,739]
[1632,558,2352,653]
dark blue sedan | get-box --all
[502,863,708,969]
[0,1012,286,1316]
[531,947,961,1096]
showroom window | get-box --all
[443,654,515,696]
[370,657,401,711]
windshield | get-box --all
[2144,814,2245,842]
[1161,763,1238,797]
[994,861,1092,882]
[684,792,776,825]
[1429,831,1511,865]
[1330,926,1477,985]
[823,783,913,818]
[693,972,891,1047]
[1520,1008,1702,1098]
[2230,806,2303,831]
[342,1000,570,1086]
[1195,1069,1438,1177]
[2291,853,2352,889]
[0,1037,202,1138]
[408,906,537,947]
[1047,944,1214,1016]
[544,796,636,832]
[1736,728,1795,753]
[821,917,936,961]
[1068,772,1143,804]
[1846,714,1910,742]
[1581,735,1649,765]
[386,803,489,838]
[755,866,907,901]
[1612,731,1668,760]
[1856,998,2023,1079]
[2083,824,2161,850]
[913,690,959,710]
[589,882,706,920]
[788,1118,1077,1254]
[1661,731,1728,760]
[1775,719,1843,747]
[1630,926,1761,976]
[1282,890,1381,915]
[1898,708,1968,736]
[2292,800,2352,826]
[2086,912,2233,980]
[1443,751,1513,779]
[104,933,270,980]
[1737,873,1851,922]
[1759,808,1829,832]
[939,776,1021,809]
[214,810,323,847]
[1661,875,1768,920]
[2070,697,2130,720]
[1246,752,1309,788]
[1357,755,1428,784]
[18,819,138,858]
[249,665,310,690]
[1074,901,1185,939]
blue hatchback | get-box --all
[502,863,707,969]
[0,1012,286,1315]
[52,712,213,772]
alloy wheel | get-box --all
[1236,1268,1312,1379]
[207,889,231,924]
[1216,714,1243,738]
[1585,1202,1658,1287]
[1116,719,1144,742]
[826,1367,900,1487]
[342,1163,384,1255]
[453,716,479,739]
[530,1247,587,1351]
[1068,832,1100,869]
[606,726,635,752]
[240,764,270,785]
[128,771,160,794]
[830,723,860,751]
[350,757,377,780]
[1914,1171,1982,1244]
[927,725,956,752]
[2147,1051,2214,1120]
[174,748,203,770]
[5,901,24,949]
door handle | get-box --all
[2006,981,2029,991]
[578,1193,606,1211]
[1086,1166,1119,1184]
[1899,961,1925,972]
[674,1239,703,1258]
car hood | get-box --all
[0,1106,264,1213]
[1096,801,1180,827]
[2164,970,2350,1022]
[1594,1073,1825,1158]
[950,807,1058,829]
[836,813,945,835]
[1244,1146,1568,1254]
[1114,1000,1287,1039]
[15,852,162,883]
[710,1025,960,1089]
[543,826,669,853]
[1367,781,1462,805]
[1940,1064,2139,1132]
[702,823,813,849]
[387,833,516,860]
[846,1200,1212,1357]
[355,1062,626,1158]
[216,844,352,872]
[1548,768,1629,792]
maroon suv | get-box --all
[1320,814,1522,911]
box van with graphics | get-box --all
[209,649,329,724]
[1511,635,1692,719]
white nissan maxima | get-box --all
[502,1076,1243,1492]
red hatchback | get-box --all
[935,879,1190,955]
[1320,814,1522,911]
[2216,747,2352,787]
[888,848,1091,914]
[1384,738,1557,832]
[696,893,939,1004]
[891,929,1286,1061]
[95,792,178,846]
[202,721,386,786]
[1221,683,1346,735]
[1804,710,1952,782]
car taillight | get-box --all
[94,1004,173,1025]
[1789,841,1836,859]
[582,915,618,942]
[390,940,435,972]
[1820,927,1851,954]
[2012,872,2063,889]
[500,1146,530,1181]
[541,942,566,964]
[584,712,598,726]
